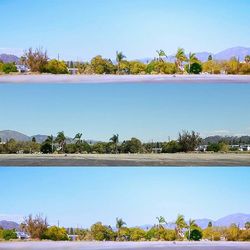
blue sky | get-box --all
[0,83,250,141]
[0,0,250,60]
[0,167,250,227]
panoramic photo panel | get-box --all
[1,0,250,249]
[0,167,250,250]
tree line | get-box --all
[1,214,250,242]
[0,130,248,154]
[1,47,250,75]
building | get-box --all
[15,64,29,73]
[16,231,29,240]
[240,145,250,151]
[68,68,79,75]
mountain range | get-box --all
[1,213,249,230]
[0,47,250,64]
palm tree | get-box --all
[116,217,126,240]
[245,55,250,64]
[110,134,119,154]
[175,48,187,72]
[116,51,126,74]
[187,219,196,240]
[156,50,167,62]
[47,135,54,153]
[187,52,198,73]
[55,131,66,152]
[175,214,187,239]
[156,216,167,229]
[73,133,83,145]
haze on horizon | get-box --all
[0,0,250,60]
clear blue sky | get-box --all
[0,0,249,60]
[0,83,250,141]
[0,167,249,227]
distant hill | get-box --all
[0,54,19,63]
[214,47,250,61]
[0,130,30,142]
[202,135,250,145]
[214,213,250,228]
[0,220,19,230]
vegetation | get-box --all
[0,130,249,155]
[1,47,250,75]
[3,214,248,242]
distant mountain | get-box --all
[0,130,97,144]
[0,54,19,63]
[214,47,250,61]
[0,130,30,142]
[214,213,250,228]
[202,135,250,145]
[0,220,19,230]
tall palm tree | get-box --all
[156,216,167,229]
[245,55,250,64]
[187,52,198,73]
[116,217,126,240]
[73,133,83,145]
[175,48,187,72]
[110,134,119,154]
[175,214,187,239]
[47,135,54,153]
[55,131,66,152]
[156,50,167,62]
[187,219,196,240]
[116,51,126,74]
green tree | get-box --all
[178,131,201,152]
[55,131,66,152]
[175,48,187,72]
[90,222,115,241]
[42,226,69,241]
[189,228,202,241]
[187,219,197,240]
[208,221,213,227]
[46,59,68,74]
[116,217,126,240]
[2,63,17,74]
[189,62,202,74]
[156,50,167,62]
[110,134,119,154]
[156,216,167,229]
[245,222,250,229]
[208,54,213,61]
[91,56,115,74]
[186,52,198,73]
[116,51,126,74]
[121,137,143,153]
[244,55,250,64]
[2,229,17,240]
[175,214,187,239]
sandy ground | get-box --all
[0,241,250,250]
[0,74,250,84]
[0,153,250,166]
